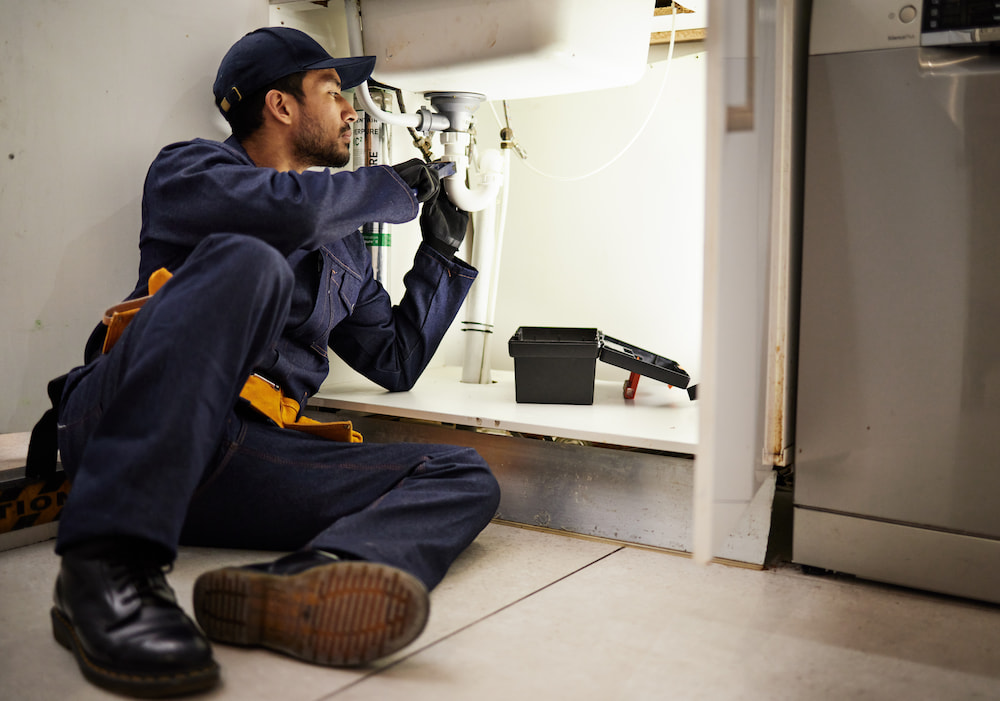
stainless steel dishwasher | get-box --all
[794,0,1000,603]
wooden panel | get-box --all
[651,2,706,44]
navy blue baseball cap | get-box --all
[213,27,376,115]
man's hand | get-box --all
[420,187,469,259]
[392,159,441,203]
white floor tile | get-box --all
[332,547,1000,701]
[3,524,998,701]
[0,523,616,700]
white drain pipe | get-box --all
[460,147,508,384]
[440,132,503,213]
[438,136,506,384]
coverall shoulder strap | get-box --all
[24,373,69,481]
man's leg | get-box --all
[181,416,500,589]
[52,234,293,697]
[180,415,500,664]
[57,234,294,556]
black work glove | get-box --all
[392,158,441,203]
[420,187,469,259]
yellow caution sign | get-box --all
[0,473,71,534]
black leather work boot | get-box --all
[192,550,429,667]
[51,543,219,698]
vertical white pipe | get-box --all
[461,199,497,384]
[468,208,496,325]
[461,148,506,384]
[485,148,513,329]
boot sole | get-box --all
[51,607,220,698]
[192,561,429,667]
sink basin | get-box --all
[359,0,655,100]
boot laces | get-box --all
[108,560,176,607]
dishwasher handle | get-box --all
[919,46,1000,77]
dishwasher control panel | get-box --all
[923,0,1000,45]
[810,0,921,55]
[811,0,1000,55]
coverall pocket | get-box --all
[327,249,363,316]
[287,251,335,359]
[297,247,361,357]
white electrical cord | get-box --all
[494,3,678,183]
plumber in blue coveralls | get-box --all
[44,26,499,697]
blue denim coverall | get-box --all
[54,136,501,589]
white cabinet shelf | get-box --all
[310,366,698,454]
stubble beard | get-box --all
[293,112,351,169]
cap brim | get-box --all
[304,55,376,90]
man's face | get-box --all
[291,69,358,169]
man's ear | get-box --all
[263,89,296,126]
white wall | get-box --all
[479,44,706,381]
[1,0,269,433]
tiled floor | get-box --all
[2,522,999,700]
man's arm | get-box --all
[141,139,419,257]
[328,239,477,392]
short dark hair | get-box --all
[225,71,307,141]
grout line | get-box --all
[316,546,627,700]
[491,518,764,571]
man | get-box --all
[47,26,500,698]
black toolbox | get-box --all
[508,327,693,405]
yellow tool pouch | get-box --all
[239,375,363,443]
[99,267,362,443]
[101,267,174,353]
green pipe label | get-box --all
[364,232,392,247]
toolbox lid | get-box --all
[599,335,690,389]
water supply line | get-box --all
[496,2,679,183]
